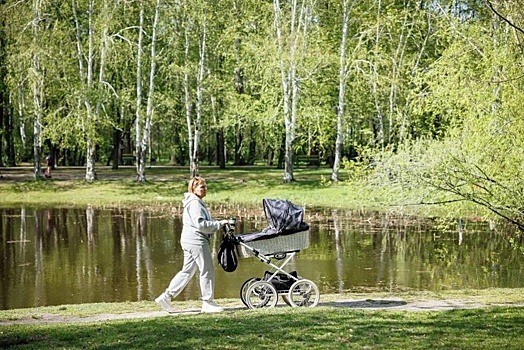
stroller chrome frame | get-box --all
[236,238,320,309]
[223,199,320,309]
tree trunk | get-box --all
[137,0,160,182]
[1,106,16,167]
[211,96,225,168]
[233,38,245,166]
[135,1,145,182]
[86,140,96,181]
[332,0,350,182]
[183,26,195,177]
[273,0,312,182]
[73,0,101,181]
[32,0,43,179]
[216,130,225,168]
[273,0,292,181]
[84,0,97,181]
[248,128,256,165]
[277,134,285,169]
[234,125,243,165]
[112,123,122,170]
[192,23,206,177]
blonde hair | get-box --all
[188,176,206,193]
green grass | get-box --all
[2,289,523,322]
[0,166,345,208]
[1,289,523,350]
[1,305,523,349]
[0,165,483,219]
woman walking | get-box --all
[155,176,229,313]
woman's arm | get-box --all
[187,200,221,234]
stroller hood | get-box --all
[261,198,309,236]
[238,199,310,243]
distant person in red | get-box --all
[44,154,54,178]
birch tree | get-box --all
[191,22,206,177]
[31,0,44,178]
[75,0,96,181]
[72,0,113,181]
[181,2,208,178]
[134,1,145,180]
[183,24,195,176]
[273,0,314,182]
[331,0,350,182]
[134,0,161,182]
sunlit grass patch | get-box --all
[1,305,523,349]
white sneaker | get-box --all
[155,292,176,313]
[201,300,224,313]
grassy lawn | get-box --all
[0,165,351,208]
[1,305,523,349]
[1,290,523,349]
[0,165,480,219]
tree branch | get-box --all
[485,1,524,36]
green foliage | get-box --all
[1,0,456,167]
[1,0,524,223]
[341,155,372,182]
[370,112,524,226]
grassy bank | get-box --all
[0,166,355,208]
[0,165,481,219]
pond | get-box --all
[1,207,523,310]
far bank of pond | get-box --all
[1,206,523,311]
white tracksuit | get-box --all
[165,193,221,301]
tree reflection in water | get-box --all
[0,207,523,310]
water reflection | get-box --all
[0,207,523,310]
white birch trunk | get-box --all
[137,0,161,182]
[372,0,384,148]
[332,0,350,182]
[135,2,144,181]
[273,0,311,182]
[31,0,43,179]
[184,26,195,177]
[192,24,206,178]
[72,0,93,180]
[273,0,293,182]
[18,86,27,147]
[84,0,97,181]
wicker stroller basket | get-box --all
[237,229,309,258]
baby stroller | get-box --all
[220,199,320,309]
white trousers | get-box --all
[165,242,215,301]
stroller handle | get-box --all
[222,217,237,236]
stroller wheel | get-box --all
[245,281,278,309]
[240,278,261,307]
[288,279,320,307]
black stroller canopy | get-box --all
[263,198,309,234]
[239,199,309,242]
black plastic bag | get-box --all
[218,231,238,272]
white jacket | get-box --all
[180,192,220,245]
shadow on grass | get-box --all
[325,299,408,309]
